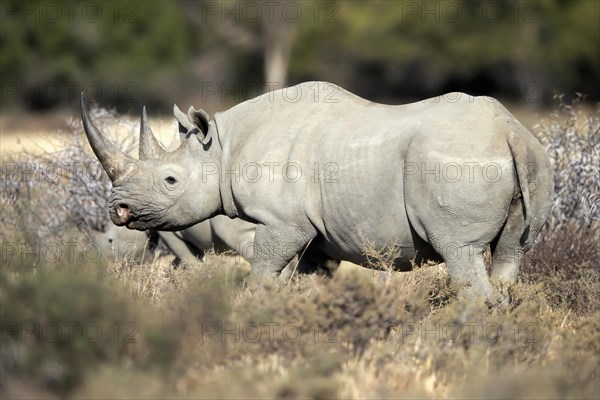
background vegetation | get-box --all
[1,0,599,114]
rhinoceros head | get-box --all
[81,94,222,231]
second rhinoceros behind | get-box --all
[95,214,255,266]
[96,215,339,276]
[81,81,554,301]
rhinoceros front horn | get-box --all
[139,106,167,161]
[80,93,137,181]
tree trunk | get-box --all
[262,7,296,88]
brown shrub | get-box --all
[527,95,599,271]
[522,262,600,315]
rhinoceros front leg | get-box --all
[249,223,316,278]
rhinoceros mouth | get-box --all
[123,212,161,231]
[125,219,143,230]
[114,213,147,230]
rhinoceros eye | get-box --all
[165,176,178,185]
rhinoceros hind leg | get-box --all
[490,199,526,283]
[439,244,494,302]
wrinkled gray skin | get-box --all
[96,215,255,266]
[81,82,554,301]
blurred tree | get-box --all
[0,0,598,111]
[261,1,296,87]
[181,0,296,90]
[1,0,192,111]
[289,0,600,104]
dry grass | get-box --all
[1,255,598,399]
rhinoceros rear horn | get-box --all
[80,93,137,181]
[139,106,167,160]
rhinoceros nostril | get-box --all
[116,203,131,220]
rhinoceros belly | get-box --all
[312,134,418,269]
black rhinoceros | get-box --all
[81,81,554,300]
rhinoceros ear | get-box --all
[187,106,210,139]
[173,104,212,145]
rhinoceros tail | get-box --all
[507,130,532,245]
